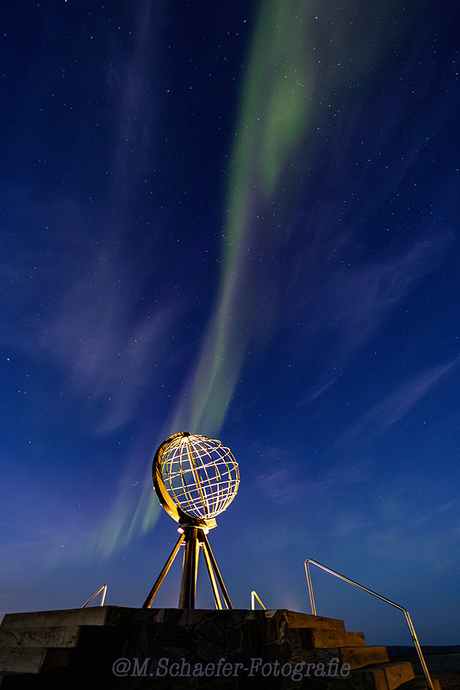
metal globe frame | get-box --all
[143,432,239,610]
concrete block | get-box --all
[360,661,415,690]
[0,625,80,649]
[340,645,390,669]
[0,648,45,674]
[285,610,346,632]
[1,607,108,630]
[308,627,367,649]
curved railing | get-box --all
[304,558,434,690]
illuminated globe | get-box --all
[153,432,239,526]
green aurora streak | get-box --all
[95,0,417,554]
[169,0,311,436]
[95,0,312,555]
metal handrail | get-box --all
[304,559,434,690]
[250,590,266,610]
[81,584,107,608]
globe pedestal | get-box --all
[145,432,239,611]
[143,525,232,610]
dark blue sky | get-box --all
[1,0,460,646]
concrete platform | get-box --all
[0,607,424,689]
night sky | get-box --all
[1,0,460,647]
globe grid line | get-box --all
[160,434,240,520]
[144,432,239,609]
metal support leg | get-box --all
[143,532,185,608]
[200,531,233,610]
[179,527,200,608]
[143,526,232,611]
[198,532,222,609]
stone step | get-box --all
[1,607,109,630]
[340,645,390,669]
[305,626,367,649]
[284,610,346,632]
[355,661,415,690]
[0,625,80,649]
[0,648,46,675]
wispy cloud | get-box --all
[0,190,185,435]
[335,357,460,448]
[0,3,176,436]
[289,226,453,363]
[363,498,460,568]
[107,0,159,197]
[39,251,182,434]
[256,453,374,507]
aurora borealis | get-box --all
[1,0,460,646]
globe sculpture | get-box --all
[143,432,240,610]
